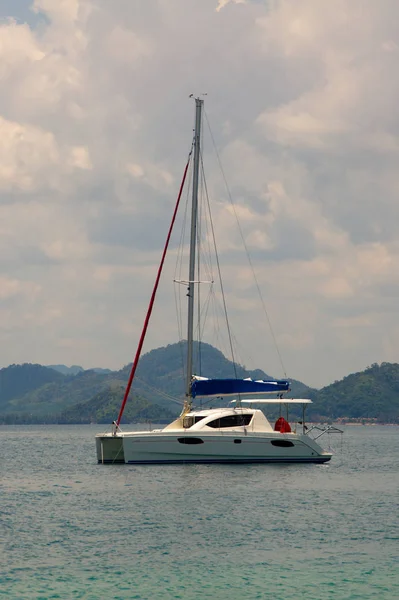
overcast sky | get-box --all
[1,0,399,388]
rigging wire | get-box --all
[173,152,194,384]
[133,375,184,406]
[204,109,287,379]
[200,150,239,381]
[198,284,214,342]
[115,144,193,427]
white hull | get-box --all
[96,430,332,464]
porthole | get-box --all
[271,440,294,448]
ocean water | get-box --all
[0,425,398,600]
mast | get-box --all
[185,98,203,403]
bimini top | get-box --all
[191,376,290,398]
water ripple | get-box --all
[0,424,398,599]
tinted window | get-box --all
[271,440,294,447]
[207,414,252,428]
[177,437,204,445]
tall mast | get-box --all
[185,98,203,403]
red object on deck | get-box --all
[274,417,292,433]
[115,152,192,427]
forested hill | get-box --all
[0,342,309,424]
[123,341,309,404]
[0,346,398,423]
[0,364,64,409]
[58,385,176,425]
[48,365,112,376]
[308,362,399,422]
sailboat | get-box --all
[96,98,334,464]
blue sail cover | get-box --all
[191,378,290,398]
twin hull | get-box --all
[96,431,331,464]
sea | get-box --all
[0,425,398,600]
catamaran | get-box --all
[96,98,335,464]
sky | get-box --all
[1,0,399,388]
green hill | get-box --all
[47,364,84,376]
[127,341,309,408]
[309,362,399,423]
[0,346,398,424]
[0,364,65,409]
[48,364,112,376]
[0,342,309,424]
[2,369,113,416]
[59,384,176,424]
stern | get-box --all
[96,435,125,464]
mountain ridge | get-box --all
[0,344,397,424]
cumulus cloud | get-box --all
[0,0,399,386]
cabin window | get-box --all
[271,440,294,448]
[183,416,206,428]
[177,437,204,445]
[234,439,242,444]
[207,414,252,428]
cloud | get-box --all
[216,0,247,12]
[0,0,399,386]
[0,275,40,300]
[0,116,59,191]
